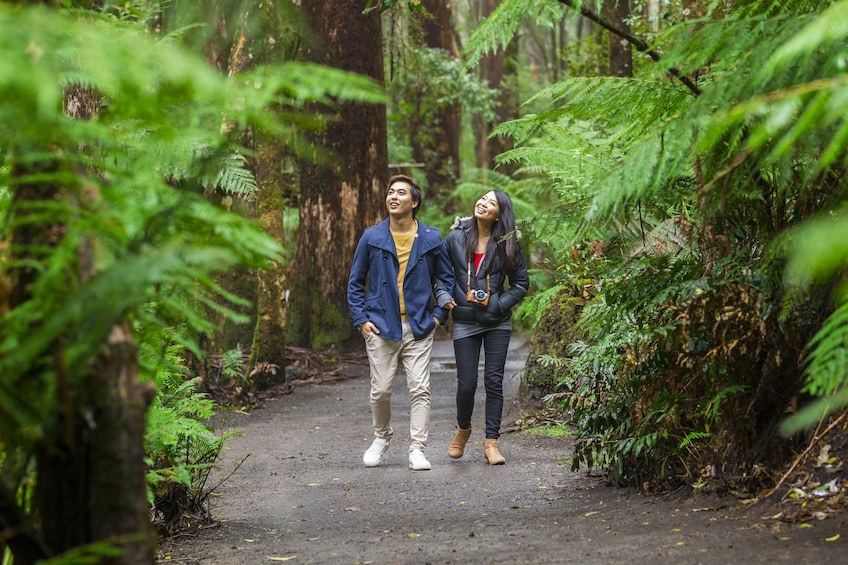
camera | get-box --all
[466,289,489,306]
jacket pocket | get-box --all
[474,294,505,326]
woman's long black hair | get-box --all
[465,190,520,275]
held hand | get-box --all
[444,300,457,310]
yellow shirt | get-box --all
[392,228,416,320]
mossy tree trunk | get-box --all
[250,138,289,382]
[227,3,290,384]
[35,321,156,565]
[6,85,156,565]
[291,0,388,349]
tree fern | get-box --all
[456,0,848,487]
[0,3,389,550]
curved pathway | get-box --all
[158,336,845,564]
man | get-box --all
[348,174,456,471]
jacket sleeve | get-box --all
[347,233,370,328]
[433,232,456,308]
[499,245,530,312]
[431,238,456,324]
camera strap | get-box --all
[466,258,490,296]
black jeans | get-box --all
[453,328,512,439]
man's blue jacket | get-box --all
[348,218,455,342]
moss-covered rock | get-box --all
[519,286,587,408]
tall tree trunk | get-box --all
[414,0,461,213]
[15,85,156,564]
[183,0,254,386]
[471,0,515,173]
[292,0,388,349]
[249,137,289,383]
[604,0,632,77]
[228,3,289,385]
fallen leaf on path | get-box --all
[406,533,420,538]
[583,511,599,517]
[786,488,806,500]
[307,483,322,487]
[824,534,840,542]
[345,507,359,511]
[266,556,297,561]
[812,479,840,497]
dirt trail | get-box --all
[157,336,845,564]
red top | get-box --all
[473,252,484,273]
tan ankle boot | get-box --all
[448,426,472,459]
[484,439,505,465]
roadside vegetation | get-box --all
[3,1,848,562]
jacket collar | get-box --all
[372,217,440,254]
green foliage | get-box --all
[38,541,124,565]
[463,0,566,70]
[143,337,234,533]
[524,423,571,438]
[473,0,848,488]
[365,0,426,15]
[0,2,387,555]
[385,42,496,172]
[221,347,248,381]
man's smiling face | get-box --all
[386,180,418,218]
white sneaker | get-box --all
[408,449,431,471]
[363,438,390,467]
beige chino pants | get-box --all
[365,320,433,453]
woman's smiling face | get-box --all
[474,191,500,223]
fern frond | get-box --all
[206,153,259,200]
[766,0,848,71]
[523,77,689,141]
[803,302,848,397]
[784,206,848,288]
[462,0,566,70]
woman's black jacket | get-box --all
[438,217,530,327]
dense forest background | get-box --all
[3,0,848,563]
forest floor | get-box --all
[157,334,847,564]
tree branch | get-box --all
[557,0,702,96]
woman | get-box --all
[442,190,529,465]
